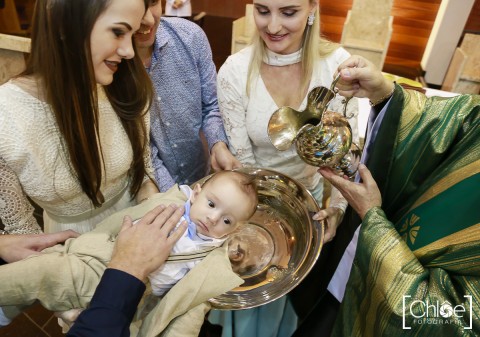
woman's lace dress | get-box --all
[0,81,152,234]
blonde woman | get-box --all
[209,0,360,336]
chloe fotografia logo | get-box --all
[402,295,473,330]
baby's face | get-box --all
[189,175,254,239]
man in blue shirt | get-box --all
[134,0,240,192]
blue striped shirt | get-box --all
[148,18,228,191]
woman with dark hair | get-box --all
[0,0,157,235]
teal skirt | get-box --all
[208,296,298,337]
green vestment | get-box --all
[332,86,480,336]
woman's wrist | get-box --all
[136,180,159,204]
[330,200,348,213]
[330,206,346,223]
[329,188,348,213]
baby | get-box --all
[0,170,257,326]
[148,170,257,295]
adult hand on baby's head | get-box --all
[108,204,187,282]
[0,230,79,263]
[210,142,242,171]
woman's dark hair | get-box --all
[24,0,153,207]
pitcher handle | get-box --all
[331,74,354,119]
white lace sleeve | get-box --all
[217,58,257,166]
[0,157,42,234]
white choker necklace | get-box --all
[264,49,302,66]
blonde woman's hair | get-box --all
[246,3,339,96]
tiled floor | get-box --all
[0,306,226,337]
[0,303,63,337]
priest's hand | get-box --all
[334,55,394,104]
[318,164,382,220]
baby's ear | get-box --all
[191,184,202,202]
[194,183,202,193]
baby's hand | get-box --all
[55,309,83,333]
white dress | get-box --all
[217,46,359,193]
[0,81,152,234]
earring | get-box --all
[307,13,315,26]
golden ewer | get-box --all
[267,76,361,177]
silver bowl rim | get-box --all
[203,167,324,310]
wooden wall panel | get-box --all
[319,0,351,42]
[464,0,480,33]
[194,0,441,69]
[192,0,247,18]
[319,0,440,69]
[189,0,480,76]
